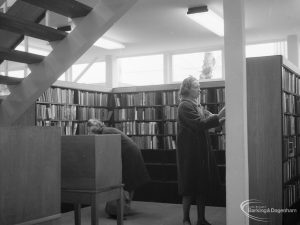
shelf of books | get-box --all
[36,83,112,135]
[111,81,225,205]
[247,55,300,225]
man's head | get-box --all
[87,119,105,134]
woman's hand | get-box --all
[219,117,225,125]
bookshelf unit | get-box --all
[247,55,300,225]
[35,81,226,205]
[36,82,113,135]
[111,81,226,205]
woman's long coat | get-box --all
[176,99,220,196]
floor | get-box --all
[60,201,226,225]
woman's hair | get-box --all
[178,76,199,98]
[87,119,105,133]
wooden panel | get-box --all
[0,127,61,225]
[112,80,225,93]
[0,75,23,85]
[0,47,44,64]
[21,0,92,18]
[247,55,283,225]
[0,1,45,64]
[53,80,112,93]
[61,135,122,190]
[0,12,67,42]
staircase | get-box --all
[0,0,137,125]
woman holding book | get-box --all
[87,119,150,216]
[176,76,225,225]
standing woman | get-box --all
[176,76,225,225]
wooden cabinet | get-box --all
[61,134,122,190]
[61,134,123,225]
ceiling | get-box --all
[2,0,300,66]
[73,0,300,63]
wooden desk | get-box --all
[61,135,123,225]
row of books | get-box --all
[113,92,161,107]
[283,115,296,136]
[36,120,78,135]
[164,121,177,135]
[282,69,297,94]
[131,136,159,149]
[283,136,298,160]
[113,106,224,121]
[78,91,109,106]
[164,136,176,150]
[38,87,109,106]
[283,157,299,183]
[198,88,225,103]
[36,104,111,121]
[282,92,300,113]
[162,91,180,105]
[163,106,178,120]
[77,107,110,121]
[130,135,176,150]
[115,122,159,135]
[36,105,77,120]
[283,181,300,208]
[38,87,75,104]
[114,108,160,121]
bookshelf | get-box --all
[111,81,226,205]
[36,82,112,135]
[35,81,226,205]
[247,55,300,225]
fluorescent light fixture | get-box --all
[94,37,125,50]
[187,6,224,37]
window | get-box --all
[246,41,287,58]
[58,73,66,81]
[172,50,223,82]
[8,70,25,78]
[72,62,106,84]
[117,55,164,86]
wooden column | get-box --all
[223,0,249,224]
[287,34,299,66]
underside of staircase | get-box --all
[0,0,137,125]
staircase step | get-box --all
[0,0,46,64]
[20,0,92,18]
[0,12,67,42]
[0,47,44,64]
[0,75,23,85]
